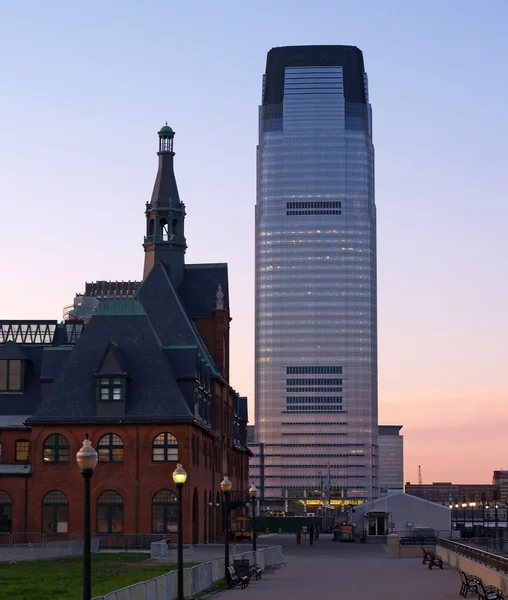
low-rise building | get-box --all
[352,491,451,538]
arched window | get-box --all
[0,491,12,533]
[152,433,178,462]
[96,490,123,533]
[42,491,68,533]
[148,218,155,236]
[15,439,29,462]
[98,434,124,463]
[151,489,178,533]
[43,434,69,463]
[160,218,169,241]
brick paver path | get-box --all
[220,534,459,600]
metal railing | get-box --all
[0,532,81,546]
[438,537,508,572]
[399,537,437,546]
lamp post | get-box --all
[494,502,499,539]
[208,502,213,543]
[172,463,187,600]
[221,476,232,581]
[469,502,476,533]
[461,499,468,528]
[76,434,98,600]
[453,502,459,526]
[249,485,258,553]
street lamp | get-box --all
[221,476,232,581]
[172,463,187,600]
[249,485,258,553]
[469,502,476,532]
[208,502,213,543]
[494,502,500,539]
[461,499,468,528]
[76,434,98,600]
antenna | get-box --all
[418,465,423,486]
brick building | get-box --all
[404,481,497,504]
[0,125,250,544]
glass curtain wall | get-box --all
[255,46,378,503]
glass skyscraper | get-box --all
[253,45,378,506]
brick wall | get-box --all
[0,421,248,544]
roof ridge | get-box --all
[158,264,219,376]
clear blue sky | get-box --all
[1,0,507,483]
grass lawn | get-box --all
[0,553,197,600]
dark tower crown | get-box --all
[143,124,187,283]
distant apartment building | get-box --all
[378,425,403,494]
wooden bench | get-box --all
[428,552,443,570]
[477,579,504,600]
[457,569,479,597]
[227,565,248,589]
[248,564,262,580]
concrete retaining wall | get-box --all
[437,544,508,595]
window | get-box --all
[15,439,29,462]
[0,360,22,391]
[152,433,178,462]
[98,434,124,463]
[42,491,68,533]
[98,378,124,402]
[43,434,69,463]
[151,490,178,533]
[0,491,12,533]
[96,490,123,533]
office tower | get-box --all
[378,426,404,494]
[254,45,377,506]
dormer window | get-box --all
[98,378,124,402]
[0,359,23,391]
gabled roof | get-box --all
[0,341,28,361]
[28,312,194,424]
[356,492,449,512]
[96,341,129,376]
[137,262,219,376]
[179,263,229,319]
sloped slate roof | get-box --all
[40,347,73,381]
[0,341,28,360]
[28,313,193,424]
[179,263,229,319]
[137,263,218,376]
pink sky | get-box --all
[1,1,507,486]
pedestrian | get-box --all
[302,524,308,537]
[315,525,319,540]
[296,529,302,545]
[309,526,314,546]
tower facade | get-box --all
[254,46,378,505]
[143,124,187,283]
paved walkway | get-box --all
[220,535,460,600]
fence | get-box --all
[92,545,284,600]
[0,538,99,563]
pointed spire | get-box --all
[143,125,187,283]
